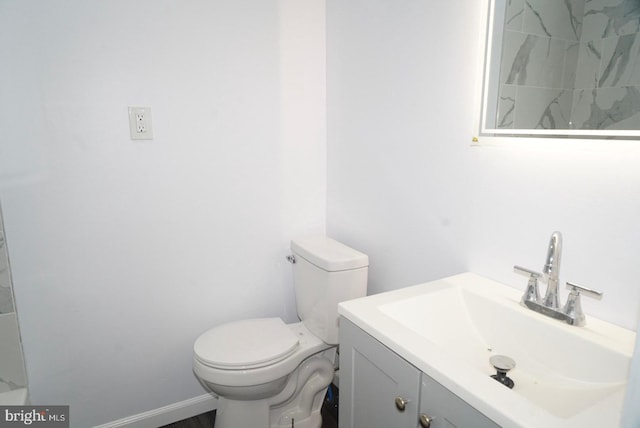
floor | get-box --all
[160,384,339,428]
[160,411,216,428]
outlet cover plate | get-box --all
[128,106,153,140]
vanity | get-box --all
[340,317,498,428]
[338,273,635,428]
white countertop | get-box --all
[338,272,636,428]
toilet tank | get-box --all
[290,235,368,344]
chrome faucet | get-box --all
[514,231,603,326]
[541,231,562,309]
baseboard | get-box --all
[93,394,217,428]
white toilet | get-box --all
[193,235,368,428]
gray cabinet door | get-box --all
[420,374,500,428]
[339,318,421,428]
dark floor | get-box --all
[160,384,339,428]
[160,411,216,428]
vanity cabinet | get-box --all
[419,371,498,428]
[339,318,499,428]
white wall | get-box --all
[326,0,640,330]
[0,0,326,426]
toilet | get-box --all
[193,235,368,428]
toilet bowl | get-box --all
[193,236,368,428]
[194,320,335,427]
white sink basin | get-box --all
[339,273,636,428]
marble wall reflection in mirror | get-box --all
[480,0,640,138]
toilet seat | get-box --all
[193,321,331,389]
[194,318,300,369]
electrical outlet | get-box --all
[128,106,153,140]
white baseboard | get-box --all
[93,394,217,428]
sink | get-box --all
[338,273,636,427]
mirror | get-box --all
[478,0,640,139]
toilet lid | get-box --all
[194,318,300,369]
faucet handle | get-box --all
[513,265,542,278]
[563,282,603,326]
[565,282,603,300]
[514,265,541,304]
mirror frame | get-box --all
[473,0,640,143]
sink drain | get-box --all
[489,355,515,389]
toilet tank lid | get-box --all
[291,235,369,272]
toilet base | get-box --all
[271,412,322,428]
[216,398,270,428]
[213,350,335,428]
